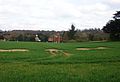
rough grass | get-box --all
[0,41,120,82]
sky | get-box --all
[0,0,120,31]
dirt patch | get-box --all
[0,49,29,52]
[76,47,108,51]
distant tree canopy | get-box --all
[103,11,120,41]
[68,24,77,40]
[0,24,109,42]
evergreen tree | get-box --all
[68,24,77,40]
[103,11,120,41]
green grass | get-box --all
[0,41,120,82]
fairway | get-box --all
[0,41,120,82]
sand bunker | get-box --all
[95,47,108,49]
[76,47,108,51]
[63,52,71,56]
[0,49,29,52]
[46,49,60,55]
[46,49,71,56]
[76,48,90,50]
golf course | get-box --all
[0,41,120,82]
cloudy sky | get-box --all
[0,0,120,31]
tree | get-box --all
[113,11,120,19]
[103,11,120,41]
[62,31,69,42]
[68,24,77,40]
[75,32,89,42]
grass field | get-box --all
[0,41,120,82]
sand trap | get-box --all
[46,49,59,52]
[62,52,71,56]
[76,48,91,50]
[46,49,60,55]
[95,47,108,49]
[46,49,71,56]
[76,47,108,51]
[0,49,29,52]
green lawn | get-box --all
[0,41,120,82]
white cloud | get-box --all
[0,0,119,31]
[111,0,120,4]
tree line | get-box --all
[0,28,109,42]
[63,25,109,42]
